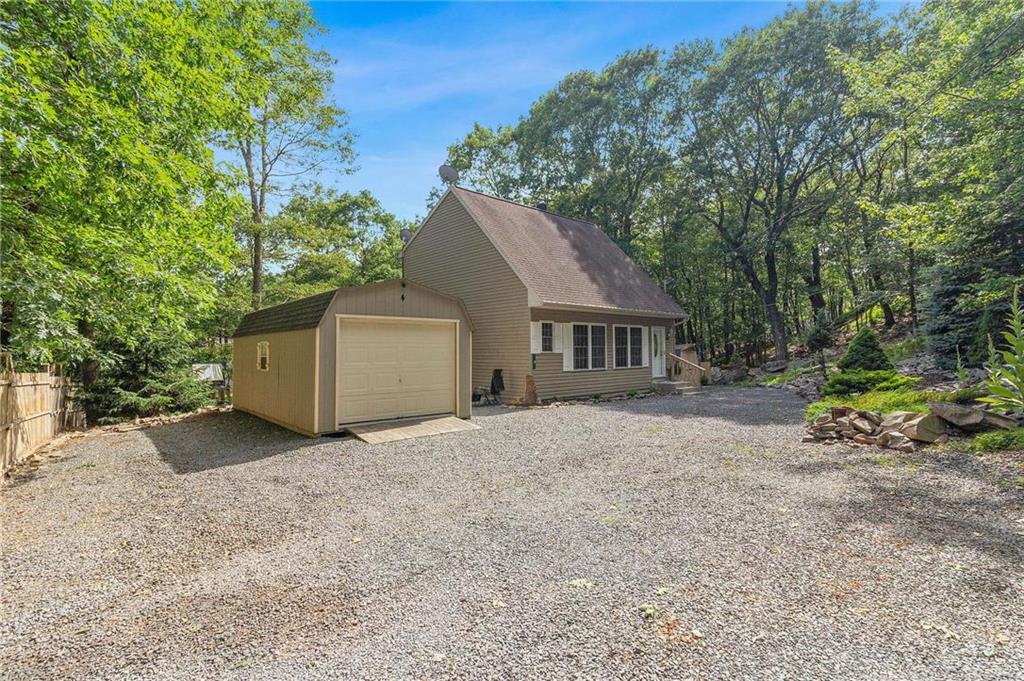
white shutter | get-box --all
[562,324,574,371]
[552,322,564,353]
[530,321,541,354]
[641,327,650,368]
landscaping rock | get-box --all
[851,417,876,435]
[899,413,946,443]
[720,366,750,384]
[805,406,936,451]
[979,410,1021,431]
[762,360,789,373]
[778,372,826,400]
[880,411,917,429]
[929,401,986,429]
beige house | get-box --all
[403,187,685,403]
[233,280,472,435]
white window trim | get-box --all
[613,325,647,369]
[567,323,607,371]
[533,320,559,353]
[531,320,563,353]
[256,341,270,372]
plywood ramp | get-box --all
[347,415,479,444]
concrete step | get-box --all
[652,380,703,396]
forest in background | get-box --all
[444,0,1023,368]
[1,0,1022,419]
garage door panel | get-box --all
[337,318,456,424]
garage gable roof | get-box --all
[445,187,684,318]
[233,290,337,338]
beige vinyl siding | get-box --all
[530,309,673,401]
[316,280,472,431]
[233,328,319,435]
[404,193,531,402]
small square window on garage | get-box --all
[256,341,270,371]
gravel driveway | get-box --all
[2,387,1022,679]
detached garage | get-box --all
[232,280,473,435]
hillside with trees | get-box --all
[444,0,1023,370]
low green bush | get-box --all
[971,428,1024,452]
[79,365,214,424]
[822,369,920,396]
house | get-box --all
[232,279,472,435]
[403,186,685,403]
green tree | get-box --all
[264,187,406,305]
[668,2,881,360]
[804,312,834,379]
[0,0,241,378]
[219,0,355,310]
[837,327,894,372]
[843,0,1024,362]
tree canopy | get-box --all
[445,0,1024,366]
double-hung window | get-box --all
[571,323,607,370]
[541,322,554,352]
[614,325,645,368]
[590,325,606,369]
[256,341,270,371]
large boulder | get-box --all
[762,360,788,373]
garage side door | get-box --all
[336,318,456,424]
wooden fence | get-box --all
[1,369,84,476]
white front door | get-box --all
[652,327,667,378]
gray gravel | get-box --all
[2,387,1022,680]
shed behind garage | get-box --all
[233,280,473,435]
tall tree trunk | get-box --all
[907,244,918,332]
[803,243,827,318]
[251,228,263,310]
[77,318,98,388]
[757,250,788,361]
[873,273,897,328]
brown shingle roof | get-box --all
[233,289,337,338]
[450,187,684,317]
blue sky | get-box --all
[311,1,908,222]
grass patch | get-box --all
[762,365,816,386]
[804,385,983,422]
[970,429,1024,452]
[805,388,932,421]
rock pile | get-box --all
[805,402,1021,452]
[804,407,946,452]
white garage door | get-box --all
[336,317,457,425]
